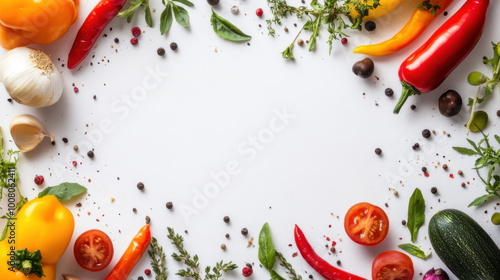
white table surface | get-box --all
[1,0,500,279]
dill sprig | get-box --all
[266,0,380,59]
[148,237,168,280]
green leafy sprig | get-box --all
[148,237,168,280]
[453,132,500,206]
[167,227,237,280]
[407,188,425,243]
[466,42,500,134]
[276,251,302,280]
[398,243,431,260]
[266,0,380,59]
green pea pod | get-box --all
[210,9,251,42]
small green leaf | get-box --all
[172,3,190,28]
[270,269,287,280]
[172,0,194,7]
[210,9,252,42]
[491,212,500,225]
[38,182,87,201]
[452,147,478,156]
[468,71,489,86]
[258,222,276,270]
[470,111,489,132]
[160,3,173,35]
[145,1,153,27]
[407,188,425,243]
[468,194,493,207]
[398,243,431,260]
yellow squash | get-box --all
[0,195,74,279]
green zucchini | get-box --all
[429,209,500,280]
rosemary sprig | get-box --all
[453,131,500,206]
[276,251,302,280]
[267,0,380,59]
[167,227,237,280]
[148,237,168,280]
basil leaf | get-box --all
[172,3,189,28]
[38,182,87,201]
[145,1,153,27]
[452,147,478,156]
[210,9,252,42]
[172,0,194,7]
[270,269,287,280]
[258,222,276,270]
[407,188,425,243]
[398,243,431,260]
[160,3,173,35]
[468,194,493,207]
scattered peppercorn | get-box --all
[51,140,56,145]
[458,170,463,176]
[133,208,137,213]
[166,202,173,209]
[114,38,119,44]
[461,182,466,187]
[206,0,219,5]
[223,216,230,223]
[220,243,226,250]
[62,137,68,143]
[341,38,348,45]
[7,98,12,103]
[241,228,248,236]
[231,5,239,14]
[431,187,438,194]
[422,129,431,138]
[130,38,138,45]
[145,216,151,224]
[93,95,97,100]
[256,8,263,17]
[157,47,165,56]
[412,143,420,150]
[443,11,448,16]
[364,21,376,31]
[137,182,145,191]
[225,233,230,239]
[144,269,151,276]
[309,275,313,279]
[422,167,427,172]
[284,27,289,32]
[87,150,95,158]
[336,260,341,266]
[297,39,304,46]
[330,247,336,253]
[170,42,178,50]
[375,148,382,155]
[385,88,394,97]
[131,27,141,37]
[138,277,144,280]
[73,145,78,151]
[410,105,417,110]
[442,164,448,170]
[34,175,44,185]
[72,161,77,167]
[497,110,500,117]
[242,266,253,277]
[402,220,406,226]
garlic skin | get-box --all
[0,47,63,107]
[10,114,55,152]
[62,274,83,280]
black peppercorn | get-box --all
[439,90,462,117]
[87,150,94,158]
[145,216,151,224]
[223,216,230,223]
[422,129,431,138]
[170,42,178,51]
[410,105,417,110]
[336,260,342,266]
[497,110,500,117]
[133,208,137,213]
[241,228,248,235]
[225,233,230,239]
[157,47,165,56]
[402,220,406,226]
[138,277,144,280]
[375,148,382,155]
[412,143,420,150]
[431,187,438,194]
[166,201,173,209]
[137,182,145,191]
[422,167,427,172]
[62,137,68,143]
[114,38,120,44]
[7,98,12,103]
[385,88,394,97]
[364,21,376,31]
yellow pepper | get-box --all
[350,0,405,21]
[0,0,79,50]
[0,195,74,279]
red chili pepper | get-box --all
[394,0,490,114]
[105,224,151,280]
[294,225,366,280]
[67,0,127,69]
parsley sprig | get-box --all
[267,0,380,59]
[453,131,500,206]
[167,227,237,280]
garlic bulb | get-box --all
[10,114,55,152]
[0,47,63,107]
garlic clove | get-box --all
[62,274,83,280]
[10,114,55,152]
[0,47,63,108]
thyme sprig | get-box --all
[267,0,380,59]
[276,251,302,280]
[453,131,500,206]
[167,227,237,280]
[148,237,168,280]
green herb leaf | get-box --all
[258,222,276,270]
[172,3,190,28]
[145,1,153,27]
[452,147,478,156]
[37,182,87,201]
[469,194,494,207]
[468,71,489,86]
[210,9,252,42]
[270,269,287,280]
[160,3,174,35]
[407,188,425,243]
[398,243,431,260]
[172,0,194,7]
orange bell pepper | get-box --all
[0,0,79,49]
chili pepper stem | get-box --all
[394,82,421,114]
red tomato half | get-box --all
[344,202,389,246]
[74,229,114,271]
[372,250,414,280]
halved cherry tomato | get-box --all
[344,202,389,246]
[74,229,114,271]
[372,250,414,280]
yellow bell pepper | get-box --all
[0,0,79,50]
[0,195,74,279]
[350,0,405,21]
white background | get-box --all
[1,0,500,279]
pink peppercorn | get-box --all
[131,27,141,37]
[256,8,263,17]
[242,266,253,277]
[72,161,77,167]
[34,175,44,185]
[341,37,348,45]
[144,269,151,276]
[74,87,79,93]
[130,38,138,45]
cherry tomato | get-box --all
[372,250,414,280]
[344,202,389,246]
[74,229,114,271]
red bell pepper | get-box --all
[294,225,367,280]
[394,0,490,114]
[68,0,127,69]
